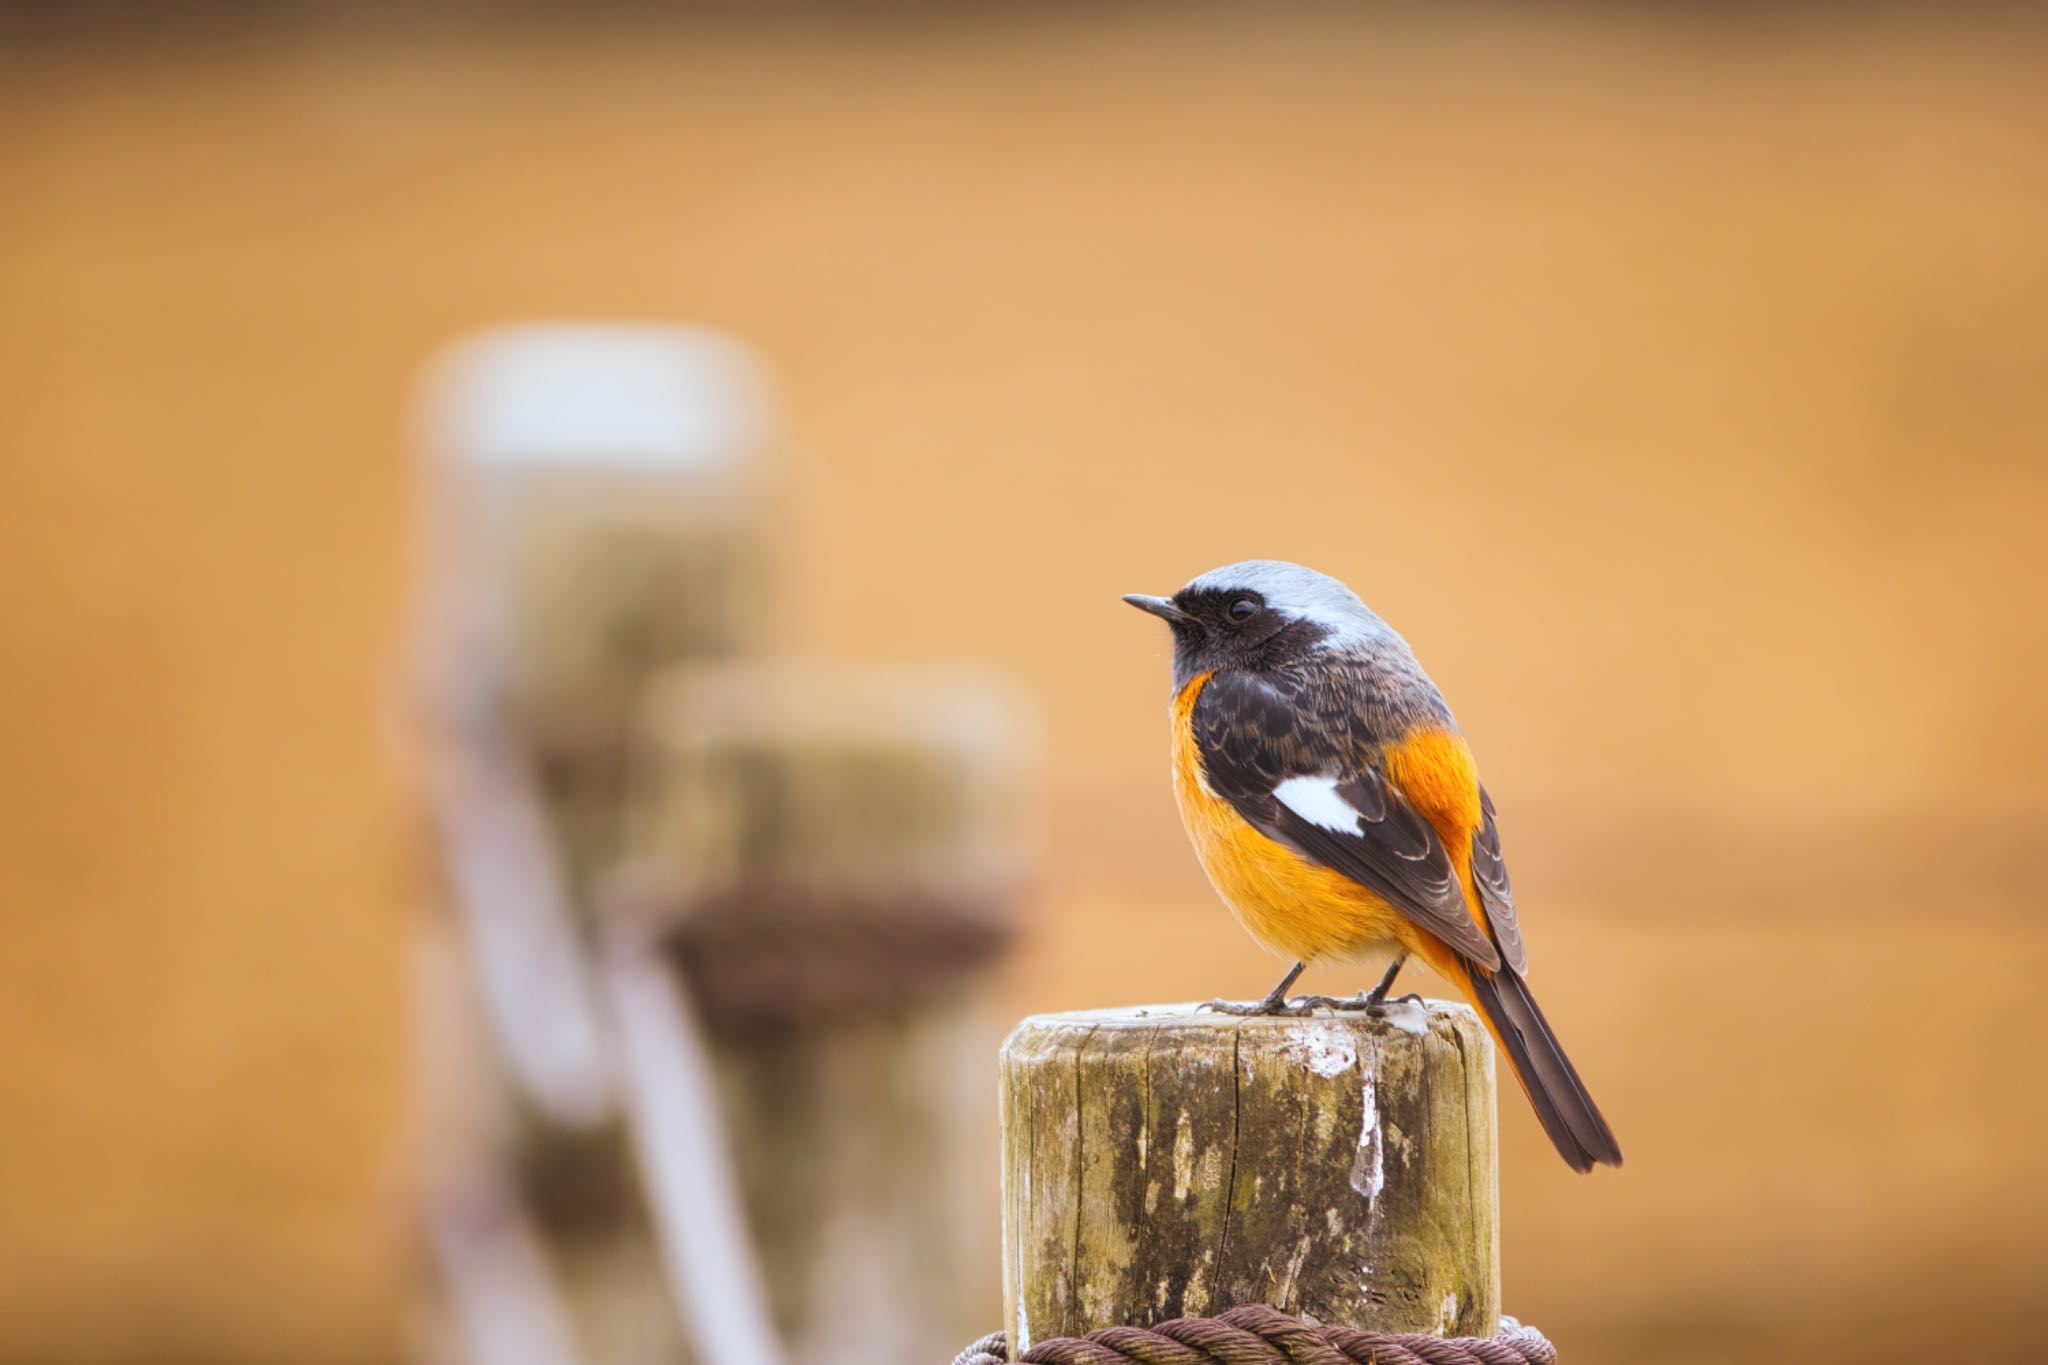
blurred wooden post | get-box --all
[617,661,1028,1365]
[423,323,769,897]
[416,323,777,1365]
[1000,1002,1500,1353]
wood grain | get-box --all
[1001,1002,1498,1351]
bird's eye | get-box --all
[1229,598,1260,622]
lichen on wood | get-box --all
[1000,1001,1499,1352]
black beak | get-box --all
[1122,593,1191,624]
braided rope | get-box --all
[952,1304,1555,1365]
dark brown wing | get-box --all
[1192,671,1502,970]
[1469,785,1528,975]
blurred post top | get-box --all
[425,322,774,473]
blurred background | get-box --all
[3,3,2046,1363]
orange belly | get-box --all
[1171,674,1417,964]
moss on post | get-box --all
[1000,1001,1499,1352]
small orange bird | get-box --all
[1125,560,1621,1172]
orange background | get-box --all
[3,7,2045,1363]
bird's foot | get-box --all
[1285,993,1356,1012]
[1295,989,1425,1016]
[1199,992,1314,1017]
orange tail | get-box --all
[1453,959,1622,1173]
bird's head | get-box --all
[1123,559,1388,689]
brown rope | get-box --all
[952,1304,1555,1365]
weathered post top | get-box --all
[1000,1000,1499,1354]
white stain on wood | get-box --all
[1287,1020,1359,1077]
[1349,1068,1385,1203]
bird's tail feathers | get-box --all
[1458,960,1622,1173]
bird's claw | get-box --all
[1199,994,1314,1017]
[1198,977,1422,1018]
[1287,989,1426,1016]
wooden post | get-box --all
[616,660,1028,1365]
[1000,1001,1499,1353]
[416,323,776,1365]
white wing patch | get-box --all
[1273,775,1363,835]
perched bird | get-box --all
[1125,560,1621,1172]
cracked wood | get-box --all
[999,1002,1500,1351]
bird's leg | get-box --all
[1300,952,1419,1013]
[1361,952,1411,1008]
[1201,961,1309,1017]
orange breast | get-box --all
[1170,674,1413,964]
